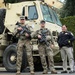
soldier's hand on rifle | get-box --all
[25,33,30,37]
[38,35,42,39]
[50,44,54,49]
[17,27,23,31]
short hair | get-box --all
[40,20,45,24]
[62,25,67,28]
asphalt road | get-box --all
[0,72,75,75]
[0,67,75,75]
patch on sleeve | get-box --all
[71,32,74,36]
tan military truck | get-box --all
[0,0,62,72]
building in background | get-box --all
[0,0,3,3]
[44,0,63,17]
[44,0,63,9]
[0,0,5,8]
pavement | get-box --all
[0,67,75,75]
[0,72,75,75]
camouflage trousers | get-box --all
[38,44,55,71]
[16,39,34,72]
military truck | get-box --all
[0,0,62,72]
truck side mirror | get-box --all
[25,16,28,20]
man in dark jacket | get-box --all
[57,25,75,73]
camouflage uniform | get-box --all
[16,24,34,73]
[31,28,57,73]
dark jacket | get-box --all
[57,31,75,48]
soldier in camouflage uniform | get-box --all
[16,16,34,75]
[31,20,57,74]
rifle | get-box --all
[19,26,31,35]
[38,30,49,46]
[15,23,31,39]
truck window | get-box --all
[28,5,38,20]
[41,4,53,23]
[52,10,62,26]
[41,4,62,26]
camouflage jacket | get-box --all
[31,28,54,44]
[14,24,33,40]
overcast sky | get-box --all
[60,0,65,2]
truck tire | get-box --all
[0,9,6,34]
[3,44,28,72]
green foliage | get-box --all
[4,0,35,3]
[60,16,75,59]
[60,0,75,18]
[60,16,75,35]
[4,0,18,3]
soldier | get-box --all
[57,25,75,73]
[16,16,34,75]
[31,20,57,74]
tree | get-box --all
[4,0,18,3]
[4,0,36,3]
[60,0,75,18]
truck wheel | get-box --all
[3,44,27,72]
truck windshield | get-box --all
[52,10,62,26]
[40,4,53,23]
[41,4,62,26]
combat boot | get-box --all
[51,69,57,74]
[30,71,34,75]
[43,69,48,74]
[16,71,20,75]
